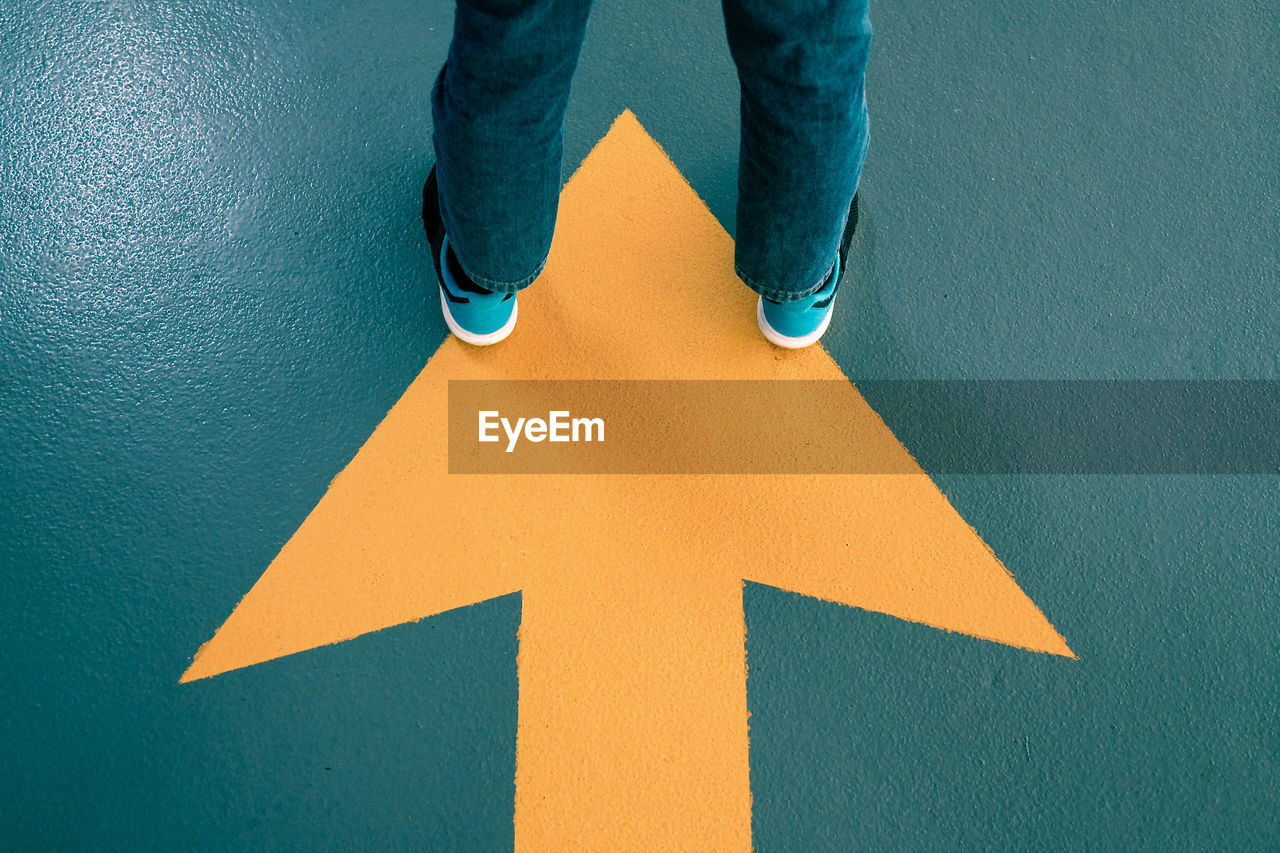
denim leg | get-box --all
[722,0,872,301]
[431,0,594,293]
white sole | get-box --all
[756,296,832,349]
[439,286,518,346]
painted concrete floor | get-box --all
[3,0,1278,849]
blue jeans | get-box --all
[431,0,871,300]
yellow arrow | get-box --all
[182,110,1073,851]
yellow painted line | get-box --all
[182,110,1073,851]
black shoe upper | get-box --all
[837,191,860,283]
[423,166,507,301]
[422,165,446,288]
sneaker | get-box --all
[757,193,859,349]
[422,166,518,346]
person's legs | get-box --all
[722,0,871,303]
[431,0,594,294]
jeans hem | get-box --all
[736,257,837,302]
[453,248,548,294]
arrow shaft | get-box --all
[514,577,752,851]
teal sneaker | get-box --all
[757,193,859,349]
[422,166,518,346]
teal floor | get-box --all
[3,0,1278,849]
